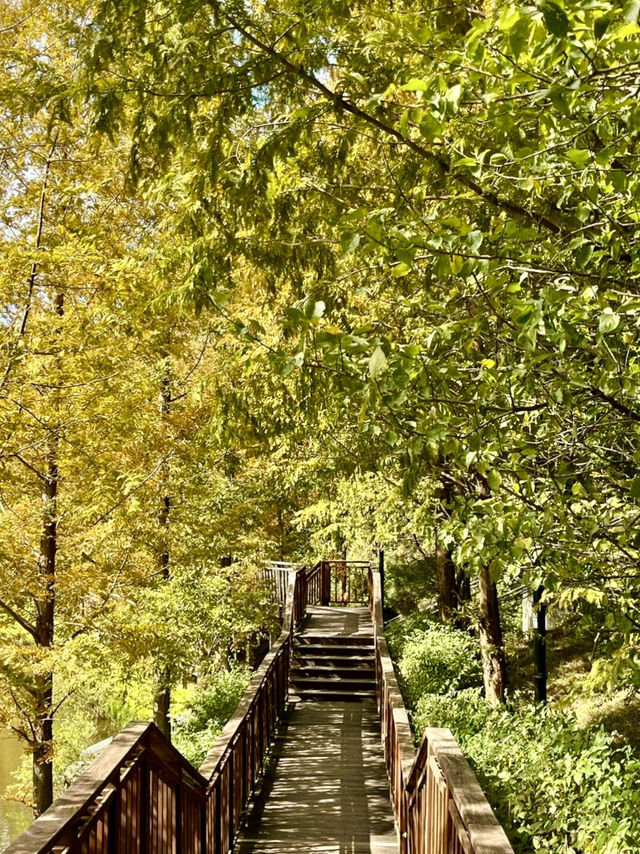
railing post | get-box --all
[228,750,234,852]
[214,775,222,854]
[140,742,149,854]
[379,549,385,609]
[321,560,330,605]
[176,777,183,854]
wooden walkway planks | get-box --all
[234,700,398,853]
[234,606,398,854]
[303,605,375,637]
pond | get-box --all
[0,731,31,852]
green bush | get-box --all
[389,612,640,853]
[414,689,640,854]
[412,687,490,743]
[386,614,482,703]
[172,666,251,767]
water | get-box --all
[0,732,31,851]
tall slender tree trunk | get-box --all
[435,533,457,621]
[33,453,56,816]
[32,290,63,815]
[477,564,507,705]
[153,357,171,739]
[434,474,461,622]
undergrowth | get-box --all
[387,615,640,854]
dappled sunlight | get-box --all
[235,699,397,854]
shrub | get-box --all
[414,689,640,854]
[412,687,489,744]
[386,614,482,704]
[172,666,251,767]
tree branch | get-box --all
[221,11,567,237]
[0,129,59,396]
[0,598,37,639]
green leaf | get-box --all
[540,2,570,37]
[369,346,388,379]
[624,0,640,24]
[509,15,531,57]
[576,243,593,268]
[304,299,326,320]
[594,14,613,39]
[498,6,521,30]
[453,156,477,168]
[402,78,429,92]
[391,261,411,277]
[598,310,620,333]
[630,476,640,500]
[487,469,502,490]
[566,148,590,169]
[340,231,360,254]
[419,113,443,141]
[445,84,462,105]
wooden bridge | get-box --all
[5,561,513,854]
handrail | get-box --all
[7,568,308,854]
[322,559,369,605]
[198,567,302,852]
[369,567,416,847]
[4,722,207,854]
[368,566,514,854]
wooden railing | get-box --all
[368,567,514,854]
[261,562,291,605]
[6,569,308,854]
[322,559,370,605]
[262,560,324,614]
[7,559,513,854]
[3,722,207,854]
[305,561,323,605]
[262,559,369,610]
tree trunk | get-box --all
[434,475,460,622]
[533,584,547,703]
[153,664,171,738]
[32,290,63,815]
[153,355,172,739]
[153,490,172,739]
[33,452,56,815]
[435,534,457,621]
[456,568,471,604]
[478,564,507,706]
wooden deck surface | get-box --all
[303,606,375,637]
[234,607,398,853]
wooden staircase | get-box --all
[290,606,376,700]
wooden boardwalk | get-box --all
[234,607,398,853]
[303,605,376,637]
[4,564,514,854]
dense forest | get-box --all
[1,0,640,851]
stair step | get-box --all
[292,650,376,667]
[296,635,374,646]
[291,688,376,700]
[294,644,375,657]
[292,665,375,678]
[291,677,375,690]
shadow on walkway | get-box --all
[234,699,398,854]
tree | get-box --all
[86,0,640,699]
